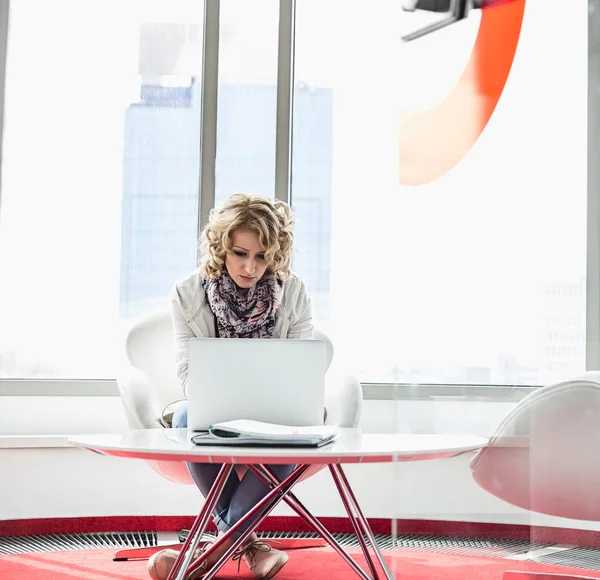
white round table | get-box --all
[69,429,488,580]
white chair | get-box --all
[114,308,363,561]
[470,371,600,580]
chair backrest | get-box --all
[125,309,183,409]
[470,371,600,521]
[123,308,335,413]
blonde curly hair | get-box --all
[199,193,295,280]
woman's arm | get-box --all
[286,278,327,422]
[171,288,195,397]
[286,278,314,339]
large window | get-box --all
[0,1,204,377]
[291,0,588,385]
[0,0,590,387]
[215,0,280,206]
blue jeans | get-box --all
[173,402,295,540]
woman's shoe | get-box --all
[147,544,210,580]
[233,533,289,580]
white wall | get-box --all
[2,396,600,533]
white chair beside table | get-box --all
[114,308,363,561]
[470,371,600,580]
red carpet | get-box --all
[0,547,598,580]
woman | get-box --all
[148,193,314,580]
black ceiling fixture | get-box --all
[401,0,515,41]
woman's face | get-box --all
[225,229,269,289]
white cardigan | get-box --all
[171,268,314,395]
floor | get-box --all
[2,531,600,574]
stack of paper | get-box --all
[191,419,338,447]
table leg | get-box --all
[177,462,394,580]
[330,464,395,580]
[185,463,312,580]
[250,465,376,580]
[328,465,380,579]
[166,463,233,580]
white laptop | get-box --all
[187,338,327,432]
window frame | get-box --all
[0,0,8,219]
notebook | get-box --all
[191,419,338,448]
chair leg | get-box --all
[266,537,328,550]
[113,543,181,562]
[504,572,600,580]
[179,527,326,550]
[113,532,216,561]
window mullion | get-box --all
[0,0,9,216]
[586,0,600,370]
[197,0,220,250]
[274,0,296,205]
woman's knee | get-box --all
[172,401,188,429]
[269,464,296,480]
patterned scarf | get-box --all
[202,270,284,339]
